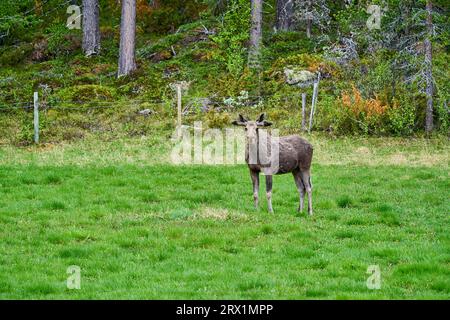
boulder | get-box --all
[138,109,153,116]
[284,68,317,87]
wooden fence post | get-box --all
[33,91,39,144]
[308,73,321,133]
[301,93,307,131]
[177,84,182,128]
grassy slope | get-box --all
[0,137,449,299]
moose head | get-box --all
[232,113,272,143]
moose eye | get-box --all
[245,128,248,131]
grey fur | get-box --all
[233,113,314,215]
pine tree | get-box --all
[118,0,137,77]
[82,0,101,57]
[248,0,262,69]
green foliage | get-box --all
[45,24,81,57]
[387,95,416,136]
[263,31,315,66]
[435,96,449,134]
[0,14,40,45]
[0,43,33,66]
[205,111,231,128]
[56,85,116,103]
[211,0,250,76]
[138,0,207,34]
[137,33,184,58]
[361,58,394,98]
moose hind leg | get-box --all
[266,175,273,213]
[301,169,313,215]
[293,170,305,212]
[250,170,260,209]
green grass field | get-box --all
[0,136,449,299]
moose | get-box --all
[232,114,314,215]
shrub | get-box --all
[138,0,207,34]
[435,96,449,134]
[0,14,40,45]
[387,97,416,136]
[46,24,81,57]
[0,43,33,66]
[206,111,231,128]
[340,85,388,134]
[211,0,250,77]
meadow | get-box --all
[0,135,449,299]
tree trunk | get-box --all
[306,0,312,38]
[248,0,263,69]
[35,0,43,15]
[424,0,434,133]
[82,0,101,57]
[118,0,136,77]
[276,0,293,31]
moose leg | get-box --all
[250,170,260,209]
[300,169,313,215]
[293,169,306,212]
[266,175,273,213]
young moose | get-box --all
[233,114,314,215]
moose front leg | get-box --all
[266,175,273,213]
[250,170,260,209]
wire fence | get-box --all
[0,0,73,21]
[0,93,302,111]
[0,89,389,144]
[0,0,78,42]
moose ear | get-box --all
[233,114,248,126]
[260,120,273,127]
[256,113,266,123]
[238,114,248,123]
[256,113,271,127]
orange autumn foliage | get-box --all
[137,0,157,19]
[341,85,388,118]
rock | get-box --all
[284,68,317,87]
[138,109,153,116]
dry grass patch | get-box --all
[192,206,248,221]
